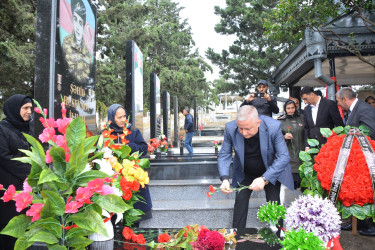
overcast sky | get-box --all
[174,0,236,81]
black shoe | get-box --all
[341,223,352,231]
[359,225,375,236]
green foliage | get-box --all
[279,228,325,250]
[257,201,286,226]
[257,227,279,247]
[206,0,295,95]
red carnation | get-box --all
[158,233,171,243]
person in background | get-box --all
[277,100,305,189]
[289,97,304,116]
[300,87,344,149]
[218,105,294,228]
[0,94,33,249]
[107,104,152,227]
[240,80,279,117]
[365,96,375,109]
[183,107,194,155]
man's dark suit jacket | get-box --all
[304,98,344,147]
[346,99,375,140]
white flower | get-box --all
[93,159,115,176]
[102,147,113,159]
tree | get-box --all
[0,0,37,113]
[264,0,375,68]
[206,0,294,96]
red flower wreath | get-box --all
[314,134,375,206]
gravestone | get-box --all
[125,40,144,131]
[173,96,178,147]
[162,91,171,141]
[193,97,198,134]
[150,73,162,139]
[34,0,97,135]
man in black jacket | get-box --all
[240,80,279,117]
[0,94,33,249]
[300,87,344,149]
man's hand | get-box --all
[249,177,266,191]
[185,130,188,133]
[305,147,310,152]
[220,179,233,194]
[263,92,271,102]
[246,94,256,103]
[284,132,293,140]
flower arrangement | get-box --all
[257,227,280,247]
[279,228,325,250]
[0,100,130,249]
[299,125,375,221]
[213,140,219,148]
[149,134,168,153]
[284,194,341,245]
[206,184,249,198]
[257,201,286,227]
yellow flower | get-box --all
[126,167,136,176]
[122,159,135,169]
[114,163,122,172]
[134,168,143,179]
[108,157,118,168]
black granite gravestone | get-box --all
[193,97,198,134]
[162,91,171,142]
[150,73,161,139]
[125,40,144,131]
[173,96,178,147]
[34,0,97,135]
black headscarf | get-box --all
[284,99,299,118]
[107,104,131,133]
[3,94,33,132]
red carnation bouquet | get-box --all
[299,125,375,221]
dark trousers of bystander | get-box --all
[233,175,281,228]
[0,224,17,250]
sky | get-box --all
[173,0,236,82]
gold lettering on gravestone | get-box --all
[70,84,86,97]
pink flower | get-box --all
[75,187,93,204]
[65,153,71,162]
[34,107,41,114]
[43,108,48,116]
[40,117,56,128]
[45,149,53,164]
[87,178,105,193]
[14,191,33,212]
[65,196,83,214]
[0,184,3,190]
[26,203,44,222]
[56,117,72,134]
[61,108,67,119]
[99,185,115,196]
[2,185,16,202]
[39,128,56,143]
[23,180,32,193]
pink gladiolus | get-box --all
[2,185,16,202]
[104,177,113,183]
[87,178,105,193]
[23,180,32,193]
[75,187,93,204]
[0,184,3,190]
[65,196,83,214]
[61,102,65,109]
[39,128,56,143]
[65,153,71,162]
[99,185,115,195]
[61,108,67,119]
[43,108,48,116]
[34,107,41,114]
[45,149,53,163]
[56,117,72,134]
[26,203,44,222]
[14,191,33,212]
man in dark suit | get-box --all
[336,88,375,140]
[218,105,294,228]
[300,87,344,149]
[336,87,375,236]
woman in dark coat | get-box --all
[0,94,33,249]
[277,99,305,189]
[107,104,152,226]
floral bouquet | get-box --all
[206,184,249,198]
[257,201,286,228]
[0,101,130,249]
[213,140,219,148]
[149,134,168,153]
[280,228,325,250]
[299,125,375,221]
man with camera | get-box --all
[240,80,279,117]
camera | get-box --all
[253,92,265,98]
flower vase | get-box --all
[88,218,114,241]
[150,154,156,159]
[269,221,278,233]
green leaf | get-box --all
[65,117,86,151]
[320,128,332,138]
[65,227,94,240]
[342,206,352,219]
[359,125,370,135]
[22,133,47,167]
[14,236,34,250]
[299,151,312,162]
[65,141,87,181]
[0,214,31,238]
[12,156,32,164]
[332,126,344,135]
[49,146,67,176]
[84,135,99,154]
[47,245,67,250]
[75,170,109,186]
[86,203,102,216]
[41,190,65,216]
[27,160,43,187]
[29,230,58,244]
[303,165,313,178]
[68,236,93,248]
[38,168,59,185]
[67,209,108,237]
[350,205,365,220]
[139,158,150,169]
[28,218,62,238]
[363,204,372,217]
[307,139,319,147]
[95,194,131,213]
[307,148,319,154]
[300,178,311,188]
[119,145,132,158]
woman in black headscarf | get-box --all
[0,94,33,249]
[277,99,305,189]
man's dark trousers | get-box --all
[233,175,281,228]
